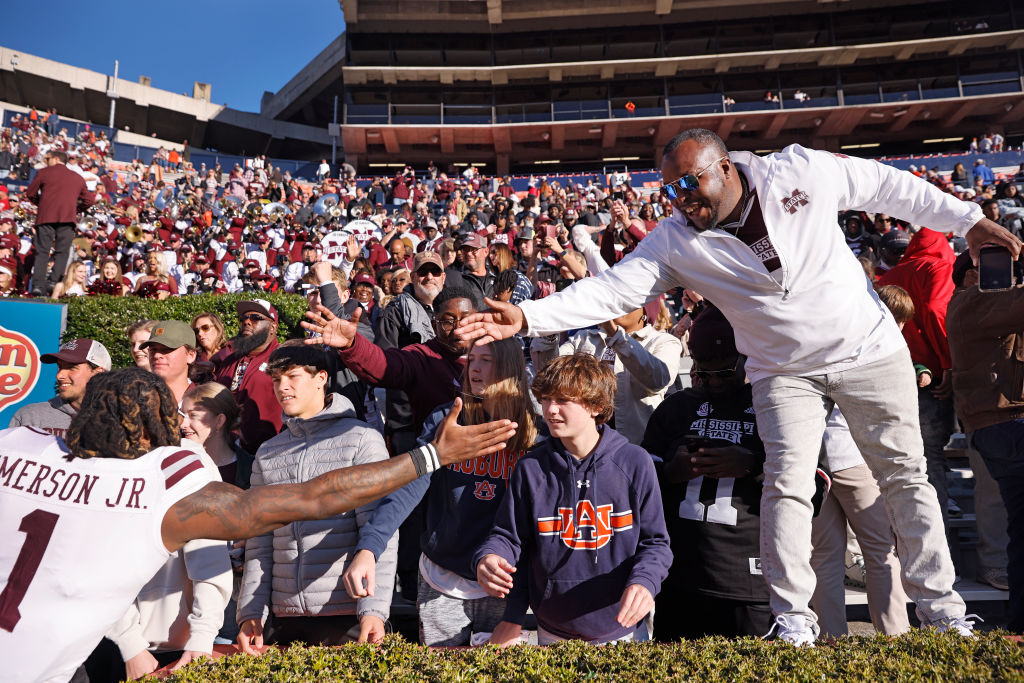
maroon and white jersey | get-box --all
[0,428,216,682]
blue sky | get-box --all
[0,0,344,112]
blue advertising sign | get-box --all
[0,300,68,428]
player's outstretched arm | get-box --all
[161,398,515,552]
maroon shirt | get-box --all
[26,164,94,225]
[214,338,282,453]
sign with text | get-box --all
[0,300,67,428]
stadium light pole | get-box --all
[331,95,339,166]
[107,60,119,129]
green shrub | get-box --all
[49,293,310,368]
[150,631,1024,682]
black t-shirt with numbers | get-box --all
[641,384,769,602]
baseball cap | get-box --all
[0,233,19,249]
[351,273,376,288]
[201,268,217,279]
[243,258,260,269]
[41,338,112,371]
[236,298,279,322]
[0,257,16,277]
[413,251,443,272]
[516,227,536,241]
[458,233,487,250]
[880,229,910,251]
[141,320,197,350]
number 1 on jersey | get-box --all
[0,509,59,632]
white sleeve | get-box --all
[606,328,682,395]
[519,230,676,337]
[571,224,608,275]
[808,147,983,237]
[181,538,233,653]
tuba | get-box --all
[125,224,144,243]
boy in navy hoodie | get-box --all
[475,353,671,644]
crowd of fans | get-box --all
[3,109,1024,679]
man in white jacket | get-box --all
[456,128,1023,644]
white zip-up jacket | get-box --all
[520,145,982,383]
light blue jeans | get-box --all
[753,347,964,633]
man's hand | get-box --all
[343,548,376,598]
[611,199,629,226]
[665,444,700,483]
[690,445,758,479]
[346,236,360,262]
[169,650,209,672]
[124,650,159,680]
[310,260,333,286]
[616,584,654,628]
[432,397,517,466]
[488,620,524,647]
[477,554,516,598]
[544,235,564,255]
[917,371,933,389]
[932,369,953,400]
[599,319,619,337]
[302,304,361,349]
[358,615,386,644]
[455,298,526,345]
[966,217,1023,264]
[237,618,264,655]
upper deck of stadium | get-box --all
[257,0,1024,173]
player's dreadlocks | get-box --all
[66,368,181,460]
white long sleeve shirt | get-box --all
[520,145,982,383]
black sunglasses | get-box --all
[693,357,742,380]
[238,313,269,324]
[416,265,443,277]
[660,155,728,200]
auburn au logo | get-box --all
[537,501,634,550]
[0,325,40,413]
[473,480,497,501]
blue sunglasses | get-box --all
[659,155,728,200]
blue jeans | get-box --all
[971,419,1024,631]
[753,348,964,633]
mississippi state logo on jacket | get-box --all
[536,500,634,550]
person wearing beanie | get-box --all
[641,305,771,639]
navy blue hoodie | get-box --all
[473,425,671,642]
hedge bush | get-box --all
[150,632,1024,682]
[44,293,311,368]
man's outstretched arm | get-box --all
[162,399,515,551]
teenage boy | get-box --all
[236,341,398,650]
[475,353,671,644]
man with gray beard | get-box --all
[375,250,447,600]
[214,299,282,453]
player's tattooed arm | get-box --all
[161,399,516,552]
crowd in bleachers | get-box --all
[4,110,1024,680]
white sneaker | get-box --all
[930,614,983,637]
[763,614,817,646]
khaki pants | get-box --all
[811,463,911,636]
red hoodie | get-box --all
[878,228,955,376]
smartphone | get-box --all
[612,191,625,201]
[544,224,559,240]
[684,434,714,453]
[978,246,1014,291]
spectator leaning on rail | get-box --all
[456,127,1022,644]
[236,342,398,651]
